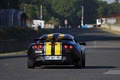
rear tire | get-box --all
[82,55,85,67]
[27,58,35,69]
[74,59,82,69]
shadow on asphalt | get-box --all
[84,66,116,69]
[77,35,120,42]
[52,28,120,42]
[35,65,116,69]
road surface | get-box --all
[0,28,120,80]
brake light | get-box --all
[39,45,43,49]
[33,44,43,49]
[33,45,38,49]
[69,45,73,49]
[64,45,73,49]
[64,45,68,49]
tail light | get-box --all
[33,44,43,49]
[39,45,43,49]
[64,45,73,49]
[33,45,38,49]
[64,45,68,49]
[69,45,73,49]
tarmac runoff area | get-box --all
[103,70,120,75]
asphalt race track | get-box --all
[0,28,120,80]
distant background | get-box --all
[103,0,116,3]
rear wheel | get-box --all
[82,55,85,67]
[74,59,82,69]
[27,58,35,69]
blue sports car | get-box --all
[27,33,86,69]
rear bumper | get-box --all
[35,55,74,65]
[27,48,81,65]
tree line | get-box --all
[0,0,120,27]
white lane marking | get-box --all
[86,46,120,48]
[94,41,96,48]
[103,70,120,75]
[86,41,120,48]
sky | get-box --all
[103,0,115,3]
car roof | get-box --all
[39,33,74,40]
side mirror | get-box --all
[78,42,86,46]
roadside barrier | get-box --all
[0,36,35,53]
[101,24,120,32]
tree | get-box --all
[106,2,120,15]
[0,0,20,9]
[83,0,99,24]
[114,0,120,3]
[51,0,83,26]
[1,0,120,26]
[97,1,107,17]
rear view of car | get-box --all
[27,33,86,69]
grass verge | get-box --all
[0,27,36,40]
[100,27,120,36]
[0,28,52,55]
[0,50,27,56]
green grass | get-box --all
[100,27,120,35]
[0,27,52,55]
[0,50,27,56]
[0,27,52,40]
[0,27,36,40]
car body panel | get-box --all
[27,33,86,68]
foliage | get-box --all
[0,0,20,9]
[47,17,59,25]
[0,0,120,26]
[97,1,108,17]
[83,0,99,24]
[51,0,83,26]
[106,2,120,15]
[0,27,36,40]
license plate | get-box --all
[44,56,62,60]
[35,50,42,53]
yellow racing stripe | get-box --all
[55,42,61,55]
[57,34,65,40]
[45,34,64,56]
[45,42,51,55]
[47,34,53,41]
